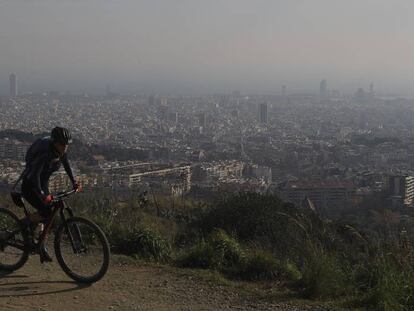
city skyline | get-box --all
[0,73,397,98]
[1,1,414,95]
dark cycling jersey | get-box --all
[22,136,76,196]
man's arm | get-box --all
[61,153,76,186]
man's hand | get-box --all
[73,182,83,192]
[43,194,54,204]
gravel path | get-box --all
[0,255,329,311]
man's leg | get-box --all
[21,182,53,262]
[20,183,44,228]
[34,207,53,263]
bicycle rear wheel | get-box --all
[0,208,29,271]
[54,217,110,283]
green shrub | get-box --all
[240,250,280,280]
[356,256,414,311]
[283,260,302,283]
[111,225,171,262]
[177,229,246,270]
[299,248,352,299]
[209,229,245,268]
[177,231,300,283]
[176,238,217,269]
[195,192,313,261]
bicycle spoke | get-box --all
[57,219,108,281]
[0,209,28,270]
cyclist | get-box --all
[18,127,81,262]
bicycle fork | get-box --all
[61,205,86,254]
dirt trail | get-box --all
[0,255,328,311]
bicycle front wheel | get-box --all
[0,207,29,271]
[54,217,110,283]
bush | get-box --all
[234,253,302,283]
[356,256,414,311]
[298,247,352,299]
[209,229,245,268]
[176,239,217,269]
[111,225,171,262]
[177,229,301,283]
[177,229,245,270]
[194,192,312,261]
[283,260,302,283]
[239,250,280,280]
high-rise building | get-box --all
[369,82,374,97]
[281,85,287,97]
[198,112,207,128]
[258,103,268,123]
[158,105,169,120]
[387,175,414,206]
[319,79,327,98]
[9,74,17,97]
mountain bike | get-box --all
[0,189,110,283]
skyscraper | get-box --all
[198,112,206,128]
[387,175,414,206]
[258,103,268,124]
[9,74,17,97]
[158,105,169,120]
[281,85,287,97]
[369,82,374,98]
[319,79,327,98]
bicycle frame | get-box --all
[3,189,80,253]
[9,189,82,254]
[36,190,85,254]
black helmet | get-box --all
[51,127,72,144]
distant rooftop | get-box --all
[281,179,355,190]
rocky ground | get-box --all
[0,254,333,311]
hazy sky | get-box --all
[1,0,414,95]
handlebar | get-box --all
[52,189,77,202]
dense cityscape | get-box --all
[2,74,414,212]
